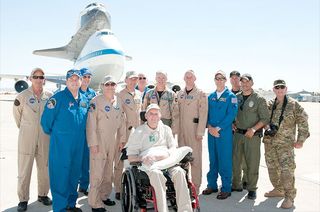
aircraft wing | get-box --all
[0,73,65,84]
[0,74,29,80]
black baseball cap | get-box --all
[230,70,240,77]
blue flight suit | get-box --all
[78,87,96,191]
[207,87,238,192]
[41,88,88,212]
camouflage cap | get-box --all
[273,79,286,87]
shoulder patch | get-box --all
[14,99,20,106]
[89,102,96,112]
[47,98,56,109]
[231,97,238,104]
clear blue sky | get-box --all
[1,0,319,92]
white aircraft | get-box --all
[0,2,128,92]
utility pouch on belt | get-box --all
[193,118,199,123]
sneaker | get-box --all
[115,192,120,200]
[281,198,293,209]
[247,191,256,200]
[66,206,82,212]
[264,188,285,197]
[38,196,52,206]
[17,201,27,212]
[78,188,89,196]
[102,199,116,206]
[92,208,106,212]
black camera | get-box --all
[264,124,279,137]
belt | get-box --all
[236,128,263,136]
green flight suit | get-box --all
[232,90,269,191]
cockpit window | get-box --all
[85,3,97,9]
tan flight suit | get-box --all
[86,95,126,208]
[127,122,193,212]
[172,86,208,194]
[143,87,176,127]
[113,88,142,193]
[13,87,52,202]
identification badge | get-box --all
[149,134,156,142]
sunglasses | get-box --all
[139,77,146,80]
[32,76,45,80]
[83,75,91,79]
[274,85,286,89]
[104,82,116,87]
[215,77,226,81]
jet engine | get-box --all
[14,80,29,93]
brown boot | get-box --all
[281,198,293,209]
[264,188,285,197]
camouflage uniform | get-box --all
[263,96,310,202]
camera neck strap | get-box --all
[270,95,288,127]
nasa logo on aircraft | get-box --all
[125,99,131,104]
[29,97,36,104]
[249,101,254,107]
[105,105,110,112]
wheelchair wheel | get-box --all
[121,169,141,212]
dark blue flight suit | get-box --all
[41,88,88,211]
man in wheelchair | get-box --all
[125,104,194,212]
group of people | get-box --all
[13,67,310,212]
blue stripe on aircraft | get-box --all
[77,49,124,62]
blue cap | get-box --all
[80,68,92,76]
[66,69,82,79]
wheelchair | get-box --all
[120,151,200,212]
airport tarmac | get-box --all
[0,94,319,212]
